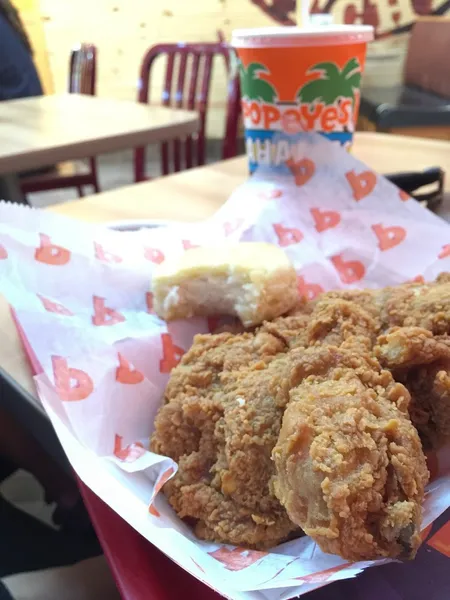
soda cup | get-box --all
[232,25,374,174]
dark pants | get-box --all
[0,582,12,600]
[0,459,101,579]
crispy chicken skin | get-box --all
[151,330,300,549]
[272,346,428,561]
[393,358,450,450]
[300,277,450,449]
[264,298,379,351]
[376,327,450,369]
[151,275,450,556]
[324,275,450,334]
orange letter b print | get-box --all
[116,353,144,384]
[331,254,365,284]
[114,435,145,462]
[37,294,73,316]
[286,158,315,186]
[297,276,324,301]
[94,242,122,264]
[159,333,184,373]
[92,296,125,326]
[346,170,377,201]
[310,208,341,233]
[144,247,165,264]
[372,224,406,251]
[439,244,450,259]
[35,234,71,265]
[273,223,303,247]
[52,356,93,402]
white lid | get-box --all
[231,25,374,48]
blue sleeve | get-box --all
[0,16,43,101]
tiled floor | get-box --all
[28,150,139,209]
[27,143,228,209]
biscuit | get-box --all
[152,242,299,326]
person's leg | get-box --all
[0,494,101,578]
[2,557,120,600]
[0,458,16,484]
[0,582,13,600]
[0,406,78,510]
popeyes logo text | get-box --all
[242,97,353,134]
[239,58,361,138]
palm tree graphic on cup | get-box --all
[239,57,361,136]
[297,57,362,133]
[238,62,277,103]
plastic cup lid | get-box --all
[231,25,374,48]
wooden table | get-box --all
[48,132,450,224]
[0,93,198,203]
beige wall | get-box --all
[13,0,53,93]
[38,0,279,138]
[36,0,447,136]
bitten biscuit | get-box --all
[152,242,299,326]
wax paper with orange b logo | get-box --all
[3,133,450,600]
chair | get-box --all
[20,44,100,197]
[359,17,450,139]
[134,42,241,181]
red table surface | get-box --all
[79,482,222,600]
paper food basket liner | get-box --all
[2,133,450,600]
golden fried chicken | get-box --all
[325,275,450,334]
[375,327,450,449]
[151,330,300,549]
[373,275,450,449]
[151,275,450,556]
[304,277,450,449]
[272,346,429,561]
[264,297,379,351]
[376,327,450,369]
[396,362,450,450]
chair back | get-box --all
[135,42,241,181]
[404,17,450,98]
[69,43,97,95]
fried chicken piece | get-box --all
[376,327,450,369]
[151,276,450,553]
[150,330,300,549]
[263,297,378,351]
[326,276,450,334]
[375,327,450,448]
[393,364,450,450]
[266,275,450,353]
[315,277,450,449]
[272,346,429,561]
[378,281,450,333]
[319,288,383,324]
